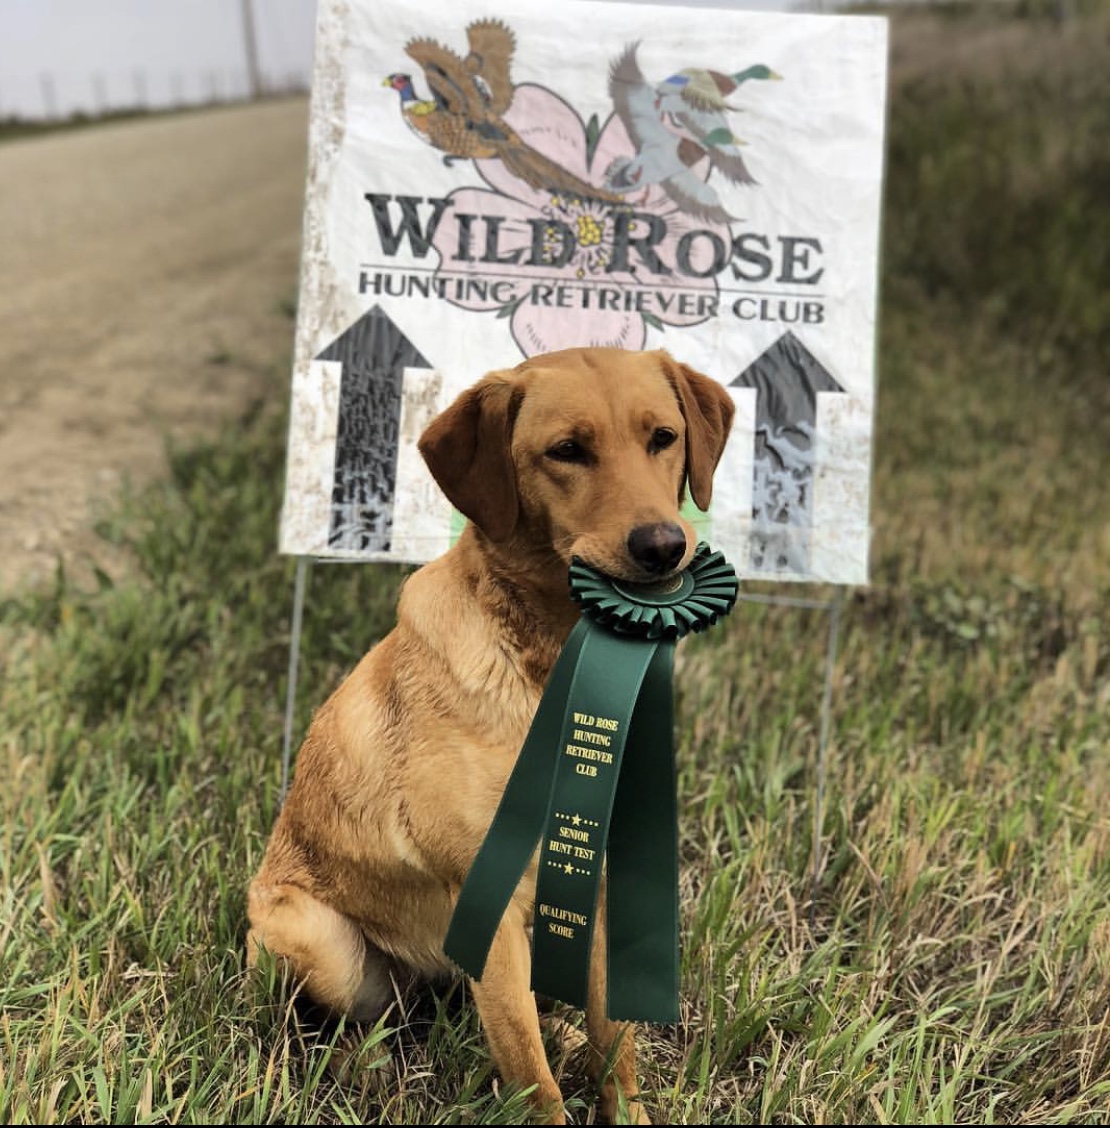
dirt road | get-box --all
[0,99,310,594]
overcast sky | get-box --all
[0,0,319,118]
[0,0,841,120]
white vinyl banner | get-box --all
[280,0,888,583]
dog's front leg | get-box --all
[586,909,652,1124]
[468,906,565,1124]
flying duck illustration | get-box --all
[604,43,782,223]
[385,19,622,203]
[655,62,782,115]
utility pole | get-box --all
[40,72,57,119]
[241,0,263,100]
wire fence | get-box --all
[1,0,1077,124]
[0,67,310,124]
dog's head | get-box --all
[418,347,734,582]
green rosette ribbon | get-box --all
[444,542,738,1023]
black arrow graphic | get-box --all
[317,305,432,552]
[730,330,846,575]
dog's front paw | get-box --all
[599,1089,652,1125]
[628,1101,652,1125]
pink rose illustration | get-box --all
[429,85,729,358]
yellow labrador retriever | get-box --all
[247,346,734,1123]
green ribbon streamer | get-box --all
[606,641,678,1020]
[444,544,737,1024]
[529,626,660,1017]
[441,618,589,977]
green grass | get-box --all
[2,5,1109,1123]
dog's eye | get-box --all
[546,439,589,464]
[649,427,678,453]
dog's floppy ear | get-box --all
[661,352,735,511]
[418,374,522,542]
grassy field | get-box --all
[2,4,1108,1123]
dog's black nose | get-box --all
[626,522,687,574]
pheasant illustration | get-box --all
[604,43,782,223]
[385,20,621,203]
